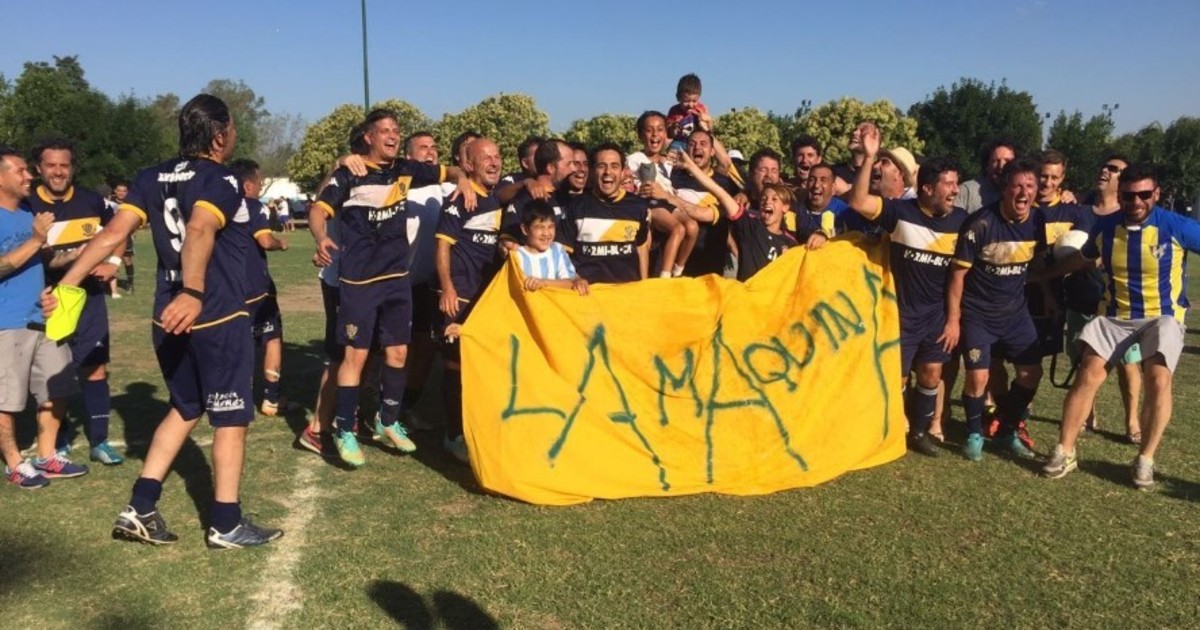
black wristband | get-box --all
[181,287,204,301]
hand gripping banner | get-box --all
[461,236,905,505]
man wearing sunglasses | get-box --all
[1043,164,1200,488]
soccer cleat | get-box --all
[1132,455,1155,490]
[32,454,89,478]
[297,426,338,459]
[112,505,179,545]
[206,516,283,550]
[5,461,50,490]
[373,417,417,454]
[909,433,940,458]
[90,441,125,466]
[1001,432,1036,459]
[334,429,366,468]
[983,406,1001,439]
[444,435,469,465]
[1014,420,1036,451]
[1042,445,1078,479]
[962,433,985,462]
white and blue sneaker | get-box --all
[206,516,283,550]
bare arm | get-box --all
[638,238,650,280]
[60,211,141,287]
[847,122,883,218]
[436,238,459,318]
[0,213,52,279]
[255,232,288,251]
[938,265,968,352]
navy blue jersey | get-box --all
[28,185,113,293]
[500,185,571,245]
[729,208,800,281]
[122,157,251,327]
[671,166,740,276]
[245,198,276,302]
[953,202,1046,324]
[866,198,967,320]
[561,189,650,284]
[1027,198,1096,316]
[314,159,445,285]
[436,182,505,302]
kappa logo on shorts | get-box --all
[207,392,246,413]
[968,348,982,363]
[345,324,358,341]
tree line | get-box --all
[4,58,1196,209]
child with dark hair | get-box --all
[665,73,710,142]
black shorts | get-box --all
[960,313,1040,370]
[69,292,110,368]
[153,315,254,427]
[249,296,283,344]
[321,280,343,363]
[337,276,413,349]
[411,282,438,336]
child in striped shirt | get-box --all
[518,200,589,295]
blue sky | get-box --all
[6,0,1199,135]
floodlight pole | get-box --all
[361,0,370,112]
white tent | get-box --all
[259,177,304,200]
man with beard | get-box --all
[312,109,471,468]
[956,139,1017,213]
[500,138,578,246]
[670,130,743,277]
[561,142,651,284]
[941,158,1047,462]
[436,137,505,463]
[847,123,968,457]
[26,137,125,465]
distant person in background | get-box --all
[501,136,541,185]
[955,139,1017,213]
[568,142,588,194]
[275,196,294,232]
[111,179,135,295]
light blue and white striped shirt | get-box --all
[517,242,576,280]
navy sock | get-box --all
[402,386,422,410]
[130,477,163,515]
[964,394,986,436]
[333,386,360,433]
[211,501,242,534]
[378,365,407,427]
[262,378,281,405]
[442,370,463,440]
[910,385,938,435]
[1000,382,1037,431]
[80,378,111,445]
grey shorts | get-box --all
[1078,315,1185,373]
[0,328,78,412]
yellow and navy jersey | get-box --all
[313,159,445,285]
[245,198,276,303]
[671,166,739,276]
[953,202,1046,323]
[1084,206,1200,322]
[560,189,650,284]
[123,157,251,328]
[436,183,505,302]
[26,185,112,292]
[728,206,801,281]
[864,198,967,320]
[1037,198,1095,260]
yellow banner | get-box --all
[461,236,906,506]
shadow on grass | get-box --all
[367,581,498,629]
[1079,459,1134,489]
[1158,472,1200,503]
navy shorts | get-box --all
[337,276,413,349]
[960,313,1041,370]
[249,296,283,344]
[153,315,254,426]
[900,313,950,375]
[70,291,110,368]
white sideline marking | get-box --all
[245,462,323,630]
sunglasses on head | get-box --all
[1101,164,1123,174]
[1120,190,1154,202]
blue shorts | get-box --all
[960,313,1041,370]
[337,276,412,349]
[900,313,950,375]
[69,292,110,368]
[249,295,283,344]
[153,315,254,426]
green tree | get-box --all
[794,97,922,166]
[715,107,781,157]
[146,93,181,158]
[286,99,431,192]
[434,93,551,173]
[564,113,638,153]
[1162,116,1200,207]
[1109,123,1166,166]
[202,79,268,160]
[1046,111,1115,193]
[908,78,1043,176]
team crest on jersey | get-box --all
[345,324,358,340]
[175,161,189,172]
[1152,244,1167,259]
[968,348,982,363]
[624,225,637,241]
[82,223,96,237]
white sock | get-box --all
[671,264,685,277]
[659,270,672,278]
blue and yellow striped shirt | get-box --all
[1084,207,1200,322]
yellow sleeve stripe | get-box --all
[195,201,226,228]
[438,165,448,183]
[953,259,972,268]
[253,229,272,239]
[436,233,457,245]
[314,200,336,218]
[118,203,149,228]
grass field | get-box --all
[3,229,1200,629]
